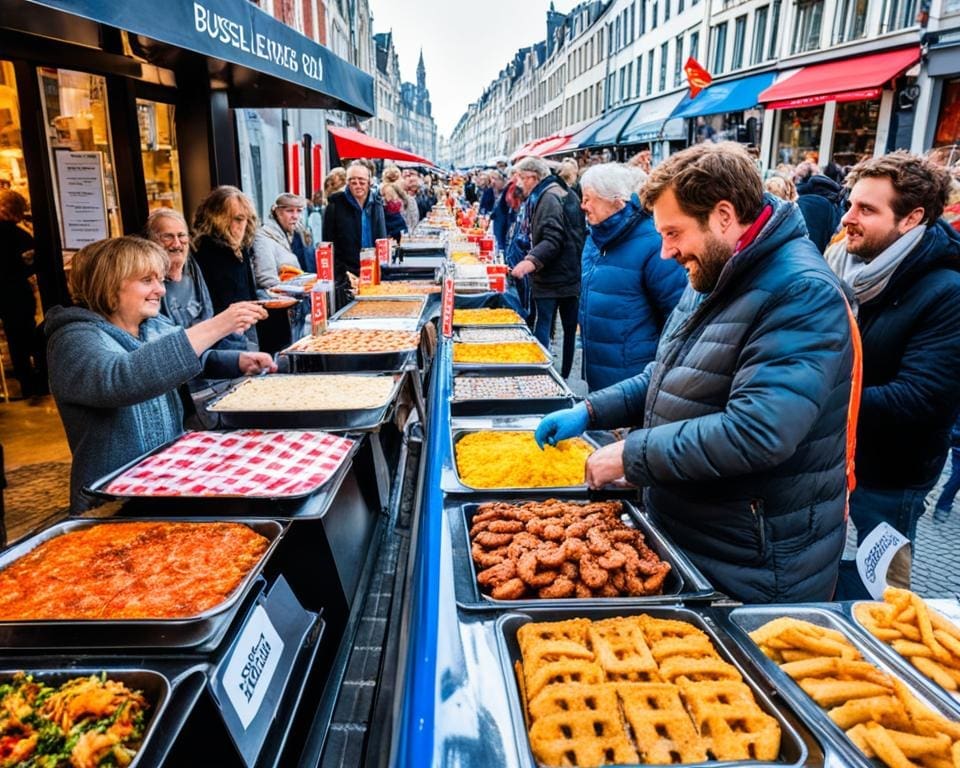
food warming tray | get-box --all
[448,497,715,611]
[451,367,576,417]
[0,518,283,649]
[722,604,960,768]
[497,605,814,768]
[845,599,960,718]
[451,338,554,371]
[0,667,172,768]
[279,335,418,373]
[442,416,600,496]
[206,373,404,431]
[324,317,422,332]
[86,430,356,501]
[331,295,427,322]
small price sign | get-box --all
[310,285,327,336]
[441,274,455,338]
[316,242,334,283]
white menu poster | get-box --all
[55,151,108,249]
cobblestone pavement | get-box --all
[548,331,960,600]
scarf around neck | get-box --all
[826,224,926,305]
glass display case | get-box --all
[137,98,183,215]
[832,99,879,167]
[775,106,823,165]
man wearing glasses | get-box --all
[322,160,387,308]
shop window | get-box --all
[775,106,823,165]
[38,67,121,254]
[834,0,869,42]
[768,0,782,58]
[934,79,960,151]
[137,100,183,215]
[0,61,31,216]
[832,100,879,166]
[712,22,728,75]
[880,0,918,31]
[791,0,823,54]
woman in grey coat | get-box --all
[46,236,273,512]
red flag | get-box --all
[684,57,713,98]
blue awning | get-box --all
[580,103,641,147]
[26,0,376,115]
[619,92,685,144]
[669,71,777,120]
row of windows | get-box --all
[565,83,604,124]
[607,27,700,107]
[567,31,605,80]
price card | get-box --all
[441,274,455,338]
[316,242,334,284]
[310,285,327,336]
[211,576,316,768]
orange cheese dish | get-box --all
[0,522,270,620]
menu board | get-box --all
[55,150,108,249]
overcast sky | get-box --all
[368,0,580,138]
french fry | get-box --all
[881,728,952,758]
[935,629,960,659]
[781,657,892,687]
[931,610,960,643]
[779,649,820,662]
[892,621,922,642]
[846,723,876,757]
[863,722,921,768]
[828,695,904,729]
[913,595,952,663]
[919,755,954,768]
[781,627,858,659]
[892,639,936,659]
[912,657,959,692]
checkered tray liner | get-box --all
[103,430,356,498]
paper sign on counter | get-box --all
[221,605,284,729]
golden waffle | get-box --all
[658,655,743,684]
[640,615,711,646]
[679,680,782,761]
[528,685,639,767]
[648,634,719,664]
[618,682,708,764]
[518,618,590,657]
[525,658,605,702]
[587,617,660,682]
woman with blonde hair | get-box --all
[191,186,260,344]
[763,175,798,202]
[45,235,271,511]
[323,167,347,200]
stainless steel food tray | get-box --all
[331,295,427,323]
[206,373,404,431]
[451,338,553,371]
[451,367,575,417]
[279,336,417,373]
[0,518,283,649]
[324,317,422,332]
[449,497,715,611]
[846,599,960,718]
[86,431,359,502]
[722,604,960,768]
[453,326,534,343]
[442,416,598,496]
[0,667,172,768]
[497,605,814,768]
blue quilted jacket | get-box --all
[587,195,854,603]
[579,199,686,391]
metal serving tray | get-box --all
[723,604,960,768]
[449,497,715,611]
[442,416,599,496]
[206,373,404,431]
[846,600,960,718]
[451,338,553,371]
[331,295,427,323]
[0,518,283,649]
[497,605,812,768]
[0,667,171,768]
[324,317,422,332]
[279,340,417,373]
[451,367,575,417]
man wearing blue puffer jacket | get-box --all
[536,143,855,604]
[579,164,687,391]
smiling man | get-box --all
[826,151,960,553]
[535,142,855,603]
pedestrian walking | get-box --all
[934,418,960,523]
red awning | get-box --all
[533,134,573,156]
[511,137,548,161]
[328,126,432,164]
[759,46,920,110]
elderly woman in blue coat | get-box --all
[45,236,274,512]
[578,163,687,391]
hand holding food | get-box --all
[585,440,627,489]
[534,403,589,449]
[238,352,277,376]
[219,301,268,334]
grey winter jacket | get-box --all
[252,219,302,290]
[46,306,235,512]
[586,195,854,603]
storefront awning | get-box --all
[532,134,573,156]
[26,0,376,115]
[580,104,641,148]
[511,137,546,161]
[328,126,432,164]
[758,46,920,110]
[620,92,686,144]
[670,71,777,120]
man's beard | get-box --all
[683,232,733,293]
[845,225,902,262]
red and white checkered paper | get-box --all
[104,430,355,498]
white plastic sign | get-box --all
[221,605,285,729]
[855,522,911,600]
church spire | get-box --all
[417,48,426,90]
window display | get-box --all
[832,99,879,167]
[137,99,183,214]
[0,61,31,221]
[774,106,823,165]
[38,67,121,253]
[934,79,960,152]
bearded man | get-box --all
[535,142,855,603]
[826,151,960,550]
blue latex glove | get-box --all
[534,402,590,449]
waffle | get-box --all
[516,615,782,766]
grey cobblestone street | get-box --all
[550,331,960,600]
